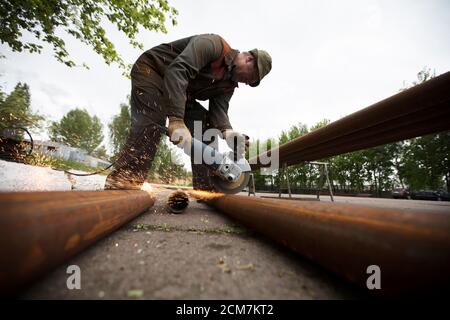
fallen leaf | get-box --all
[127,289,144,298]
[237,263,255,271]
[217,259,231,273]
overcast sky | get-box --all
[1,0,449,166]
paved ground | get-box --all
[0,160,106,191]
[246,191,450,213]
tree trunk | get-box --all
[446,172,450,192]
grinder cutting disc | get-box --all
[211,171,251,194]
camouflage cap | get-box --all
[249,49,272,87]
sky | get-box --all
[1,0,449,168]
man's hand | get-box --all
[222,129,249,158]
[168,117,192,150]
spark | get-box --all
[140,182,153,194]
[187,190,224,200]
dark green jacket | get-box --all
[137,34,239,131]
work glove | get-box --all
[168,117,192,150]
[222,129,249,158]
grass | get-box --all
[132,223,248,235]
[25,152,111,175]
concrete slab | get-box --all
[244,191,450,214]
[0,160,107,192]
[0,160,72,191]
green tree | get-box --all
[108,102,131,158]
[0,82,44,138]
[148,137,189,184]
[401,67,435,90]
[91,144,108,160]
[310,119,331,132]
[330,151,367,192]
[397,67,449,192]
[0,81,4,104]
[276,123,311,191]
[329,154,350,191]
[401,133,450,191]
[0,0,178,73]
[248,137,276,190]
[49,108,103,153]
[361,144,396,196]
[0,56,4,103]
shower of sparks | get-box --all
[140,182,153,194]
[187,189,224,201]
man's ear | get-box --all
[245,53,254,63]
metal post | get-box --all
[278,166,283,198]
[310,161,334,202]
[325,163,334,202]
[278,163,291,198]
[316,164,324,200]
[247,173,256,196]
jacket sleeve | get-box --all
[208,90,234,132]
[163,34,223,118]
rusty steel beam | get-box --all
[0,190,155,295]
[250,71,450,169]
[281,108,450,166]
[280,101,449,161]
[202,194,450,296]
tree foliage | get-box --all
[108,102,130,158]
[147,136,190,184]
[0,0,178,72]
[91,144,108,160]
[49,108,104,153]
[0,82,44,138]
[400,133,450,191]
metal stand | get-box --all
[309,161,334,202]
[247,173,256,196]
[278,162,292,198]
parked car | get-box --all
[437,190,450,201]
[410,190,441,201]
[391,188,410,199]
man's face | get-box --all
[231,52,259,85]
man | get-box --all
[105,34,272,190]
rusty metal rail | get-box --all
[202,194,450,296]
[250,71,450,169]
[0,190,155,295]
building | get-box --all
[32,140,111,169]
